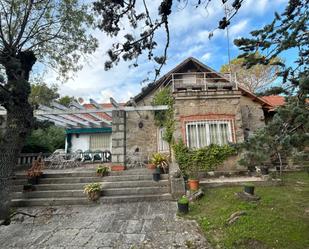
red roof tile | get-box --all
[261,95,285,107]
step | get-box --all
[11,193,173,207]
[13,179,170,191]
[102,186,169,196]
[38,176,106,184]
[99,193,173,203]
[12,190,84,199]
[11,197,91,207]
[37,174,169,184]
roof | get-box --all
[82,103,125,121]
[261,95,285,107]
[131,57,272,109]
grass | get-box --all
[185,172,309,249]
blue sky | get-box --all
[43,0,290,103]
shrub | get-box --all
[96,165,109,176]
[84,183,101,194]
[178,195,189,204]
[173,140,237,176]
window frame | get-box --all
[157,127,169,152]
[185,120,233,148]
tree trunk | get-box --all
[0,51,36,221]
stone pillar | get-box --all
[112,110,126,166]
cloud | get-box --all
[201,52,212,61]
[41,0,291,104]
[229,19,250,37]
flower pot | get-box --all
[147,163,156,170]
[111,165,126,171]
[188,179,199,191]
[178,202,189,214]
[87,191,101,201]
[153,172,161,181]
[244,185,255,195]
[23,184,35,192]
[260,167,269,175]
[28,176,39,185]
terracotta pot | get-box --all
[147,163,156,170]
[188,179,200,191]
[88,191,101,201]
[111,165,126,171]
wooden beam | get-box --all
[35,105,168,116]
[71,100,111,125]
[51,102,102,127]
[39,105,89,127]
[35,116,69,128]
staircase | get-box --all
[11,168,172,207]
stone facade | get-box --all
[112,110,126,165]
[240,95,265,140]
[125,92,159,167]
[173,90,244,143]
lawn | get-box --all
[186,172,309,249]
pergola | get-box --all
[34,98,168,128]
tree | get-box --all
[0,0,97,221]
[235,0,309,172]
[93,0,245,79]
[29,82,59,107]
[220,53,280,93]
[58,95,76,107]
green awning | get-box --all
[66,127,112,134]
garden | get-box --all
[183,172,309,249]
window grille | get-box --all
[185,120,233,148]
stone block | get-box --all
[112,147,124,155]
[118,124,124,131]
[112,132,125,140]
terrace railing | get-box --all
[17,153,51,167]
[171,72,238,92]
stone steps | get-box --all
[11,193,173,207]
[11,168,171,207]
[12,186,169,199]
[12,179,169,191]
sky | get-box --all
[42,0,290,104]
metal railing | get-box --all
[17,153,51,166]
[171,72,238,92]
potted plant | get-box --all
[23,183,35,192]
[84,183,102,201]
[153,167,161,181]
[244,184,255,195]
[187,157,200,191]
[150,153,169,174]
[177,195,189,214]
[27,169,42,185]
[96,165,109,177]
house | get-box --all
[116,57,273,167]
[45,57,277,169]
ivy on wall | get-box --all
[152,87,175,144]
[173,140,237,176]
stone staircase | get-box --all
[11,168,172,207]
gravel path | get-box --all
[0,201,211,249]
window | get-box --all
[158,127,169,152]
[89,133,111,151]
[186,120,233,148]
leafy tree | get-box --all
[29,83,59,107]
[58,95,76,107]
[220,53,280,93]
[93,0,244,79]
[0,0,97,220]
[22,125,65,153]
[235,0,309,172]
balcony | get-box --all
[171,72,238,92]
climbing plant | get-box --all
[152,88,175,145]
[173,140,237,176]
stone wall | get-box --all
[173,90,244,143]
[240,95,265,140]
[112,110,126,165]
[125,90,160,167]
